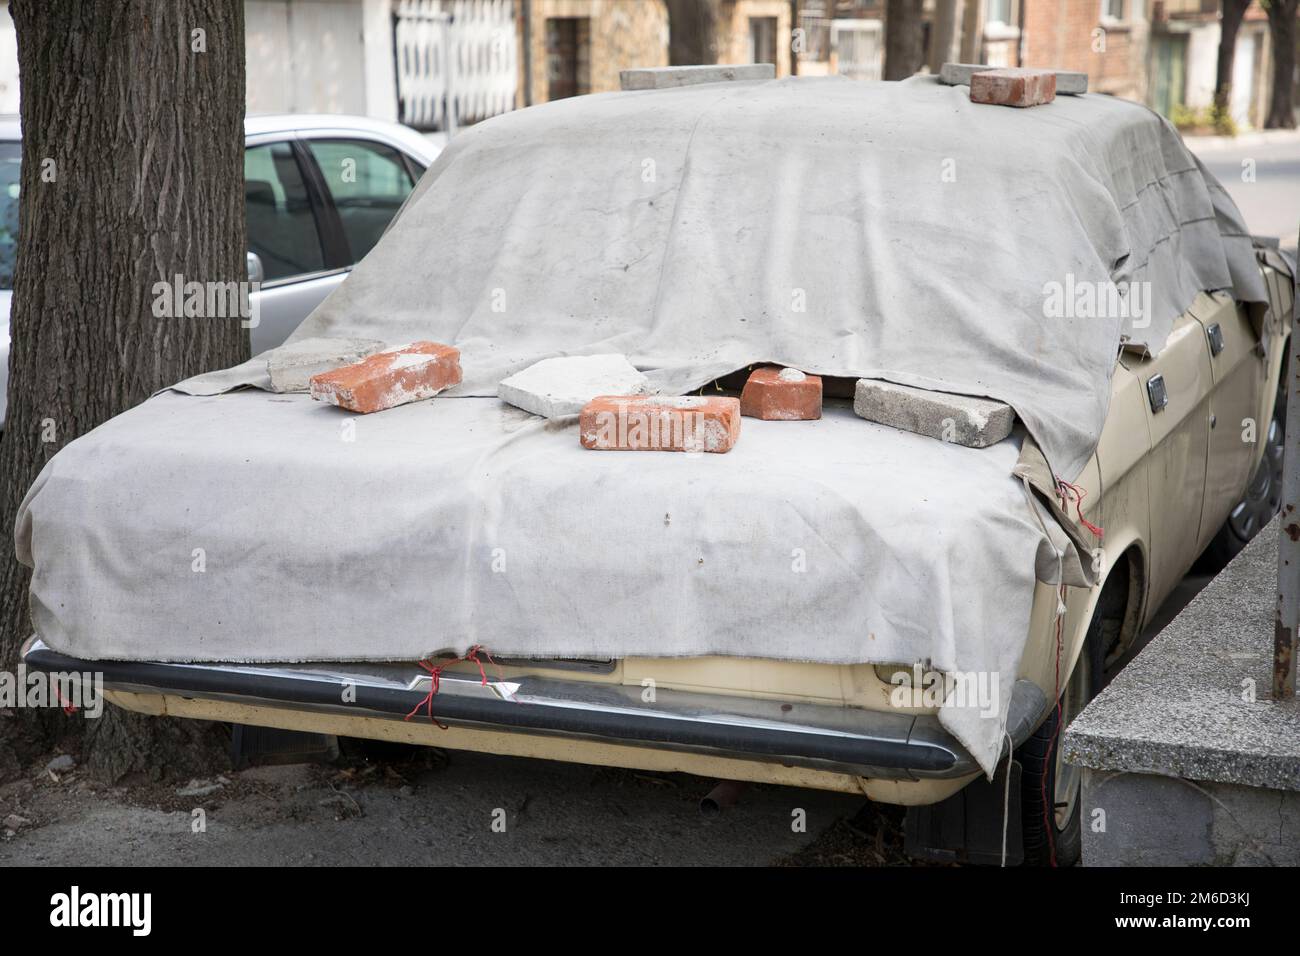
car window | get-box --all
[306,139,415,264]
[0,141,20,290]
[244,141,325,283]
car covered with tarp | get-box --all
[19,73,1296,865]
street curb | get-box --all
[1184,127,1300,154]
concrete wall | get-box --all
[1082,770,1300,866]
[527,0,669,102]
[1180,21,1220,111]
[247,0,397,118]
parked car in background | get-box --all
[0,114,441,426]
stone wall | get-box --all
[715,0,792,77]
[527,0,670,102]
[1082,771,1300,866]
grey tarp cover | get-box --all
[15,76,1269,776]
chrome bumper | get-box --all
[22,639,1046,781]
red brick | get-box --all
[309,341,461,413]
[970,68,1056,108]
[579,395,740,453]
[739,366,822,421]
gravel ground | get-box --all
[0,743,905,867]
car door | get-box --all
[1131,311,1213,606]
[300,137,421,268]
[244,132,427,355]
[1188,290,1264,552]
[244,136,346,355]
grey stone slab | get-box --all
[939,62,1087,95]
[265,336,385,393]
[852,379,1015,448]
[497,353,648,419]
[1064,516,1300,791]
[1081,769,1300,866]
[619,64,775,91]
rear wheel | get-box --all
[1016,601,1105,867]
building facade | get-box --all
[525,0,669,104]
[667,0,795,76]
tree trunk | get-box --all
[0,0,248,780]
[884,0,926,81]
[1215,0,1251,117]
[928,0,959,75]
[1265,0,1298,129]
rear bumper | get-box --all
[22,639,1046,781]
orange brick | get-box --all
[739,366,822,421]
[309,341,461,413]
[970,68,1056,108]
[579,395,740,453]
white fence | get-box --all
[794,15,882,82]
[394,0,519,131]
[830,19,882,83]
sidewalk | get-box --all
[1183,126,1300,155]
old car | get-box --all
[18,69,1296,867]
[0,113,440,426]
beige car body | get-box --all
[92,260,1295,807]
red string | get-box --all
[1040,583,1065,868]
[54,688,78,716]
[1056,479,1104,539]
[403,645,499,729]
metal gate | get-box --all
[394,0,519,132]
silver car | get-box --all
[0,114,442,425]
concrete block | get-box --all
[739,366,822,421]
[309,341,461,413]
[939,62,1086,95]
[853,379,1015,448]
[970,68,1056,108]
[1080,769,1300,866]
[497,354,648,419]
[266,337,385,393]
[579,395,740,453]
[620,64,775,91]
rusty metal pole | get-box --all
[1275,231,1300,699]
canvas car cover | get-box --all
[15,76,1271,776]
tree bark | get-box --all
[1215,0,1251,117]
[1265,0,1298,129]
[884,0,926,81]
[0,0,248,779]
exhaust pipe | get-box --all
[700,780,747,815]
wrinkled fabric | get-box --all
[18,392,1053,774]
[18,75,1271,777]
[182,75,1265,481]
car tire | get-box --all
[1016,600,1106,867]
[1202,350,1288,570]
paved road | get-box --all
[1189,133,1300,257]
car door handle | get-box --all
[1147,373,1168,413]
[1207,323,1225,356]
